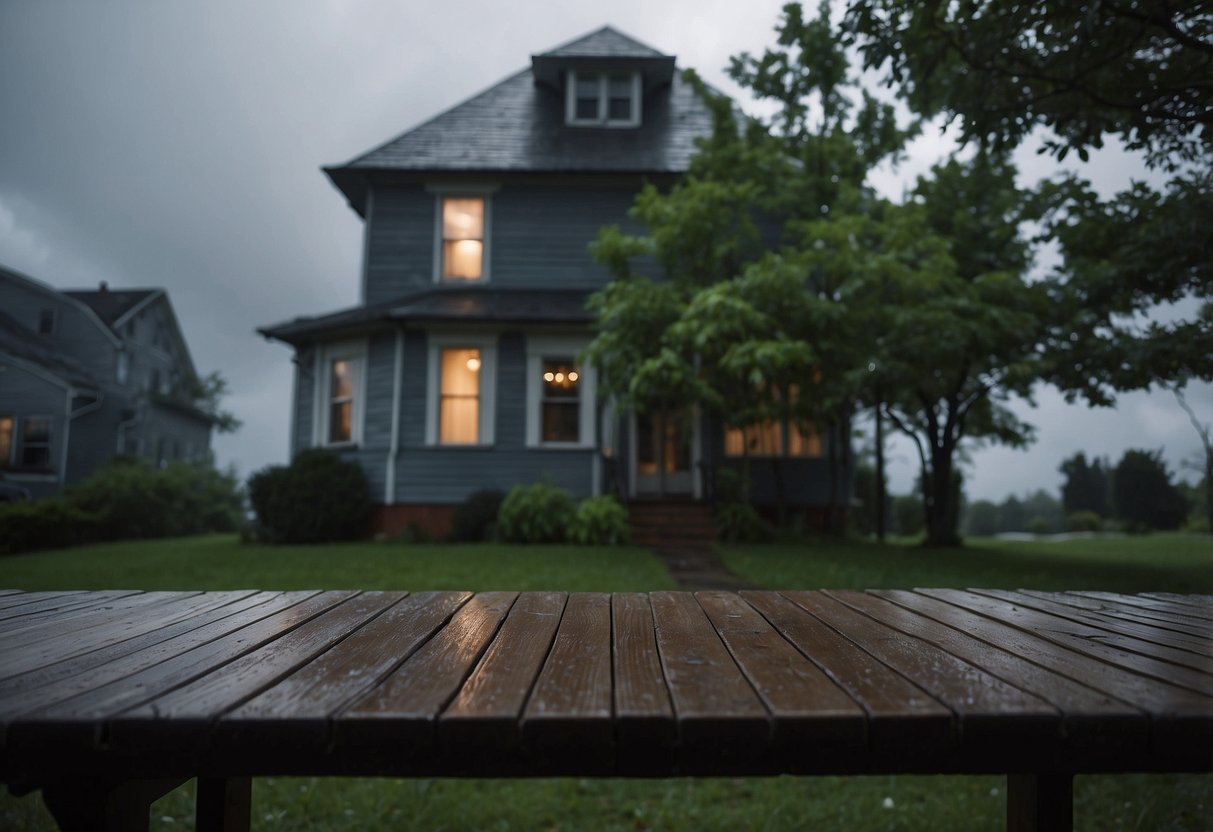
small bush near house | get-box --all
[248,450,372,544]
[497,480,575,544]
[716,501,775,543]
[566,495,630,545]
[0,500,99,554]
[0,457,242,555]
[449,489,505,542]
[69,457,242,541]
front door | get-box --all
[633,409,694,497]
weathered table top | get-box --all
[0,588,1210,785]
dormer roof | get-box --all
[324,26,713,215]
[530,25,676,91]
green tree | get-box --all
[185,370,242,434]
[1111,449,1189,532]
[1059,452,1110,517]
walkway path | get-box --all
[651,544,756,591]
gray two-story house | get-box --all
[0,265,214,499]
[260,27,849,538]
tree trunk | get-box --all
[924,445,961,546]
[875,400,886,542]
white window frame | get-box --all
[425,334,497,447]
[565,70,642,128]
[313,339,367,448]
[429,186,496,284]
[525,336,596,449]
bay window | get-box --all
[314,341,366,447]
[526,338,595,447]
[427,337,496,446]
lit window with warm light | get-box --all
[724,385,822,458]
[541,358,581,443]
[328,359,356,444]
[439,348,482,444]
[441,197,485,281]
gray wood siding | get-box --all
[292,346,316,456]
[364,187,436,304]
[363,332,397,451]
[490,186,644,288]
[363,183,659,304]
[0,277,118,384]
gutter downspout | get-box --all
[385,327,404,505]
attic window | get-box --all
[566,70,640,127]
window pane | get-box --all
[542,402,579,443]
[442,240,483,279]
[329,401,352,443]
[440,348,481,444]
[0,417,11,463]
[541,359,579,399]
[724,421,781,456]
[331,360,353,399]
[441,349,480,395]
[788,423,822,457]
[442,198,483,240]
[23,417,50,444]
[440,397,479,444]
[608,74,632,120]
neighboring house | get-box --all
[260,27,851,537]
[0,265,214,498]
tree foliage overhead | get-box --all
[845,0,1213,168]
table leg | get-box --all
[196,776,252,832]
[1007,773,1073,832]
[42,777,186,832]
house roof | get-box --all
[0,310,101,391]
[324,26,712,213]
[259,287,596,345]
[63,288,161,329]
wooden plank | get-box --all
[1070,591,1213,623]
[924,590,1213,696]
[521,593,613,773]
[889,590,1213,760]
[0,591,88,614]
[217,591,471,750]
[696,591,866,769]
[0,592,202,653]
[196,777,251,832]
[611,592,674,775]
[0,591,141,627]
[0,594,291,703]
[41,777,186,832]
[108,592,400,751]
[843,591,1147,754]
[789,592,1060,762]
[438,592,566,770]
[742,590,953,765]
[1142,592,1213,608]
[977,590,1213,660]
[335,591,518,760]
[650,591,770,773]
[5,591,356,750]
[1019,590,1213,639]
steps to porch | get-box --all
[627,501,717,548]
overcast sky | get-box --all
[1,0,1208,502]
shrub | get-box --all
[247,449,372,543]
[0,499,99,554]
[449,489,505,542]
[567,495,630,545]
[497,480,575,544]
[716,501,774,543]
[66,457,242,541]
[1067,511,1103,533]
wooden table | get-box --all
[0,588,1210,831]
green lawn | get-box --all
[719,532,1213,593]
[1,533,1210,831]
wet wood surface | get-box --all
[0,589,1210,783]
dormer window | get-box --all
[566,70,641,127]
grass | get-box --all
[718,532,1213,593]
[1,532,1211,830]
[0,535,677,592]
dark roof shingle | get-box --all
[64,289,159,327]
[538,25,668,59]
[0,310,100,390]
